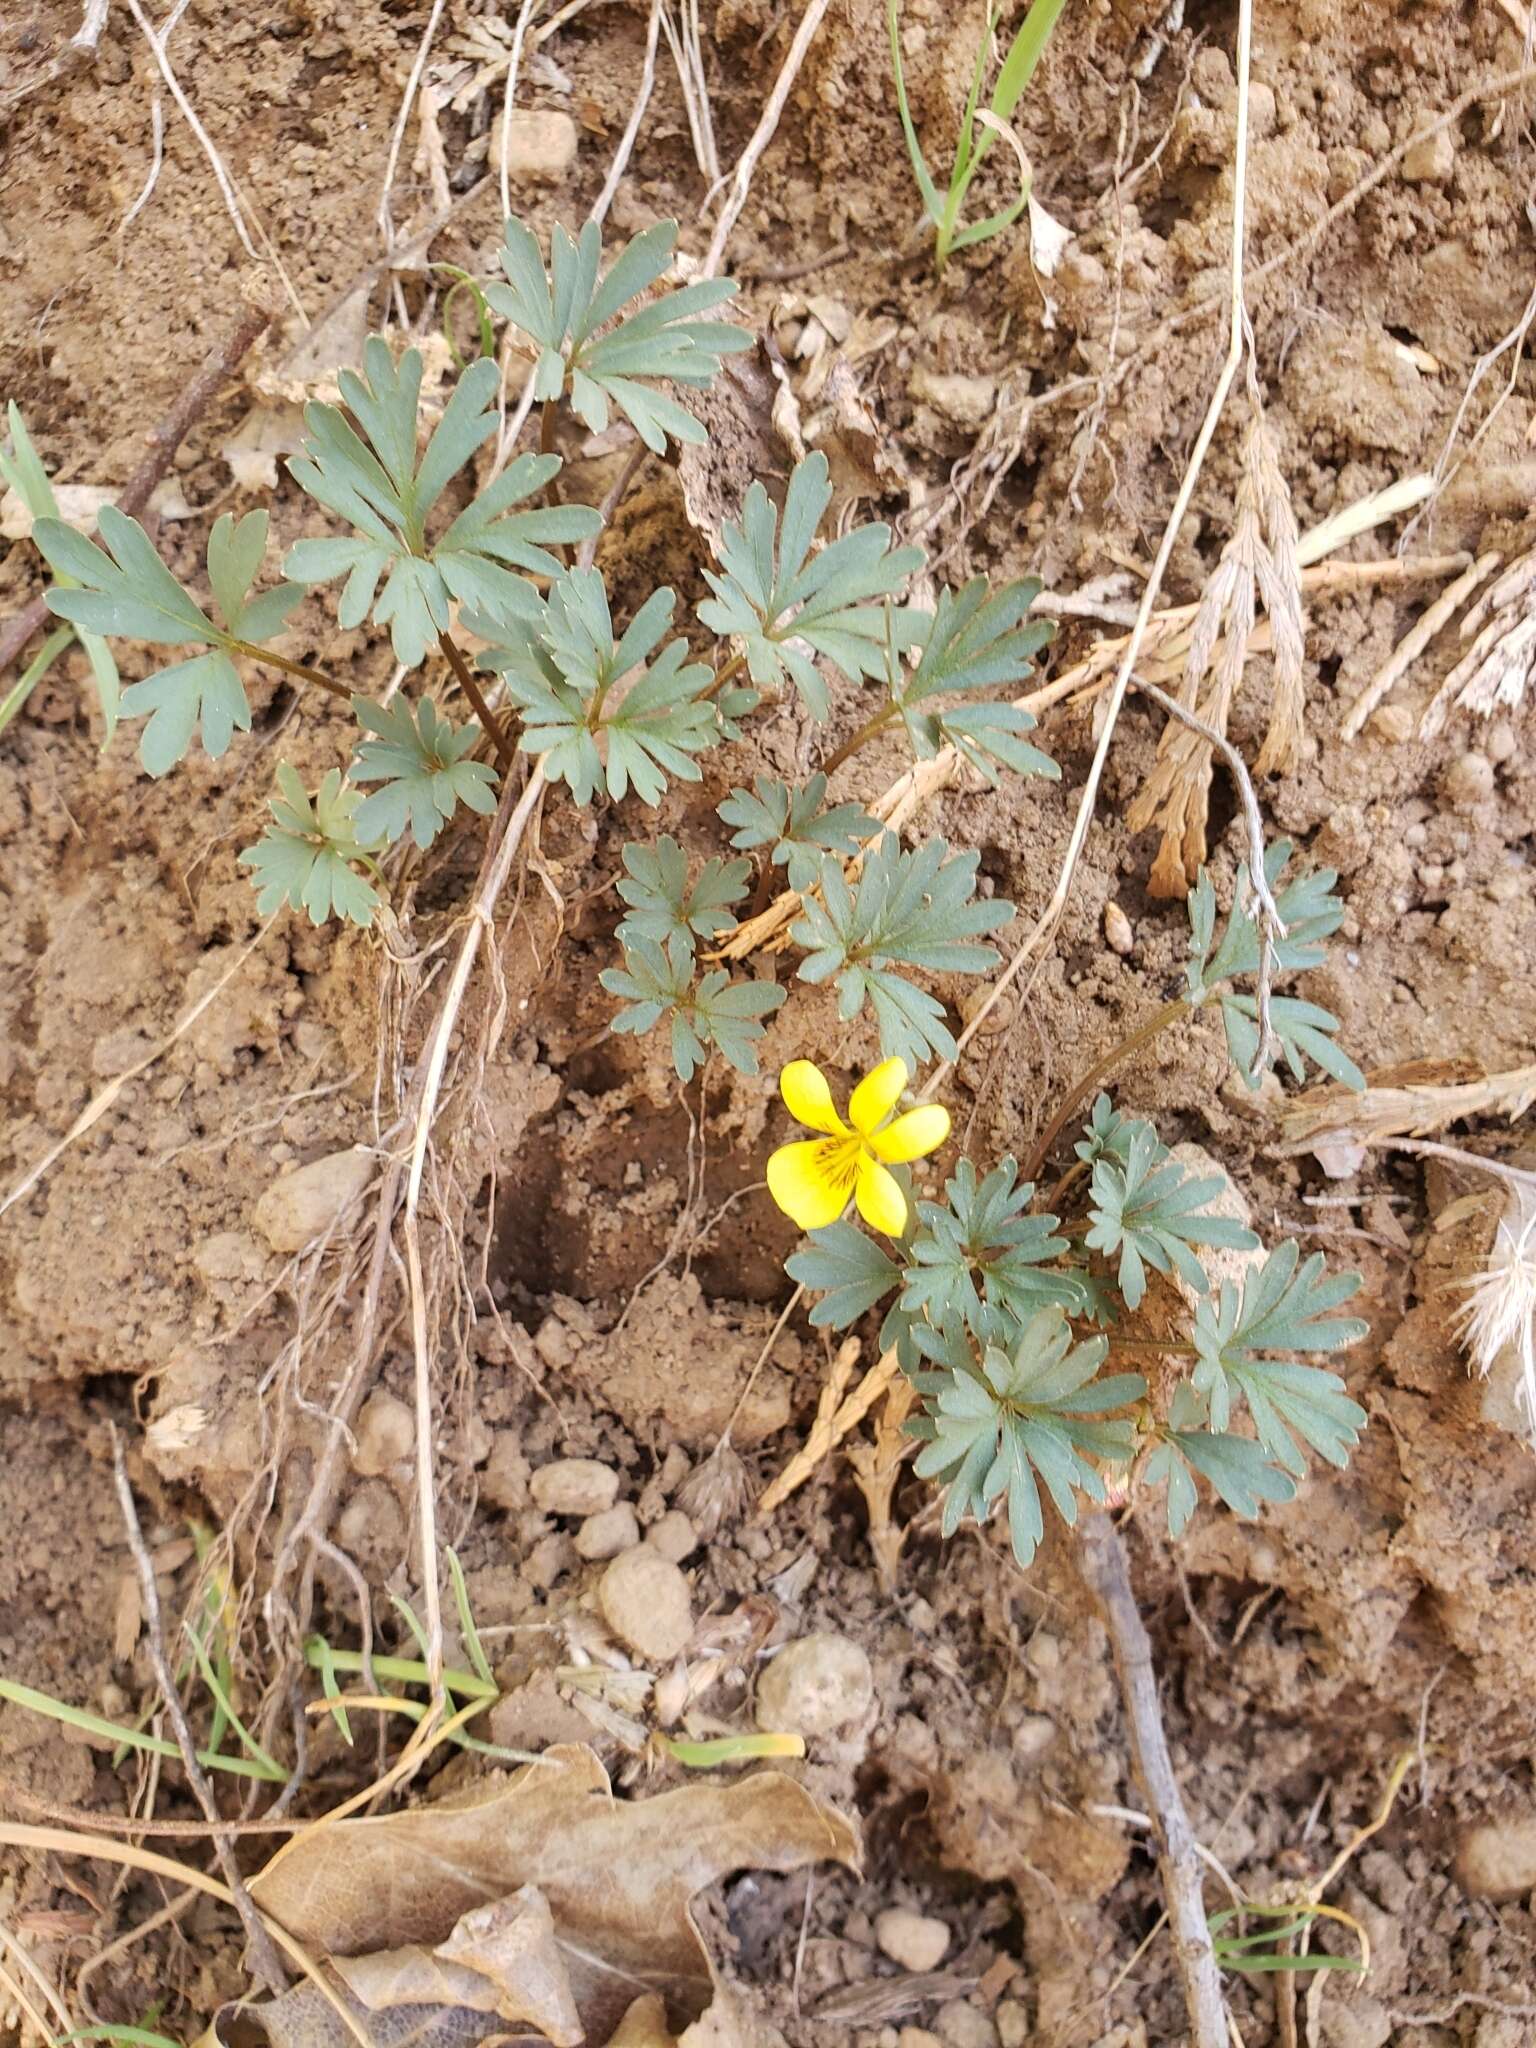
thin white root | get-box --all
[703,0,834,278]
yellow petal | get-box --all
[870,1103,951,1165]
[855,1154,909,1237]
[767,1139,852,1229]
[847,1056,910,1136]
[779,1060,846,1136]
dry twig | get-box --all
[757,1343,899,1515]
[1080,1515,1227,2048]
[1276,1061,1536,1155]
[0,301,279,680]
[1342,550,1501,739]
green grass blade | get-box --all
[309,1633,353,1746]
[658,1732,807,1768]
[0,1677,279,1782]
[301,1640,497,1700]
[886,0,943,224]
[446,1548,495,1688]
[0,624,76,740]
[389,1592,433,1667]
[61,2028,186,2048]
[990,0,1070,122]
[181,1626,285,1781]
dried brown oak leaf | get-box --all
[245,1744,858,2044]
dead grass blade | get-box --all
[757,1342,896,1515]
[1276,1060,1536,1154]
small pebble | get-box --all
[1012,1713,1056,1762]
[1370,704,1413,743]
[599,1547,693,1664]
[756,1632,874,1737]
[646,1509,697,1563]
[996,2003,1028,2048]
[908,367,998,429]
[489,108,577,182]
[253,1148,373,1252]
[1457,1815,1536,1899]
[897,2032,943,2048]
[1402,126,1455,182]
[480,1435,530,1512]
[935,2003,999,2048]
[1485,720,1518,765]
[574,1503,640,1561]
[353,1390,414,1477]
[1103,901,1134,955]
[530,1458,620,1517]
[1442,751,1495,808]
[875,1907,950,1973]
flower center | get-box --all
[815,1134,865,1195]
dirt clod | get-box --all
[531,1458,622,1517]
[353,1390,414,1478]
[755,1633,874,1738]
[599,1546,694,1664]
[490,109,579,184]
[875,1906,951,1972]
[575,1503,641,1561]
[252,1148,375,1253]
[1456,1815,1536,1899]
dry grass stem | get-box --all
[845,1375,917,1593]
[1342,550,1501,739]
[1419,542,1536,735]
[1277,1060,1536,1154]
[1127,395,1304,895]
[757,1342,900,1515]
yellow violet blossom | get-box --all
[766,1056,951,1237]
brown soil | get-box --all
[3,2,1536,2045]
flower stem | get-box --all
[700,649,747,705]
[1022,997,1189,1188]
[821,702,897,777]
[230,639,352,703]
[436,630,516,771]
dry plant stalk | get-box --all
[1276,1059,1536,1154]
[844,1375,917,1593]
[1342,549,1501,740]
[756,1344,899,1515]
[1127,404,1304,897]
[1419,542,1536,736]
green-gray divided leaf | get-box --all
[1084,1124,1259,1311]
[615,834,749,950]
[888,576,1057,783]
[901,1155,1085,1345]
[37,506,301,774]
[1191,1240,1367,1475]
[792,832,1012,1067]
[788,1221,903,1328]
[1185,840,1347,1000]
[486,218,750,453]
[697,453,923,720]
[907,1308,1143,1570]
[601,932,784,1081]
[717,773,878,894]
[1074,1092,1155,1168]
[1219,992,1365,1093]
[482,567,718,805]
[2,404,122,743]
[285,341,597,661]
[240,764,384,927]
[350,694,498,850]
[1144,1427,1297,1538]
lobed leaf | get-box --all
[350,694,499,850]
[1084,1124,1259,1311]
[239,765,384,927]
[616,835,749,950]
[717,772,878,894]
[697,453,923,720]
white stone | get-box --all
[530,1458,620,1517]
[489,109,577,183]
[1458,1816,1536,1899]
[756,1633,874,1737]
[875,1907,950,1972]
[253,1148,374,1252]
[599,1548,693,1664]
[909,368,998,430]
[1402,127,1455,182]
[646,1509,698,1562]
[354,1390,414,1477]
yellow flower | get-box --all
[766,1056,951,1237]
